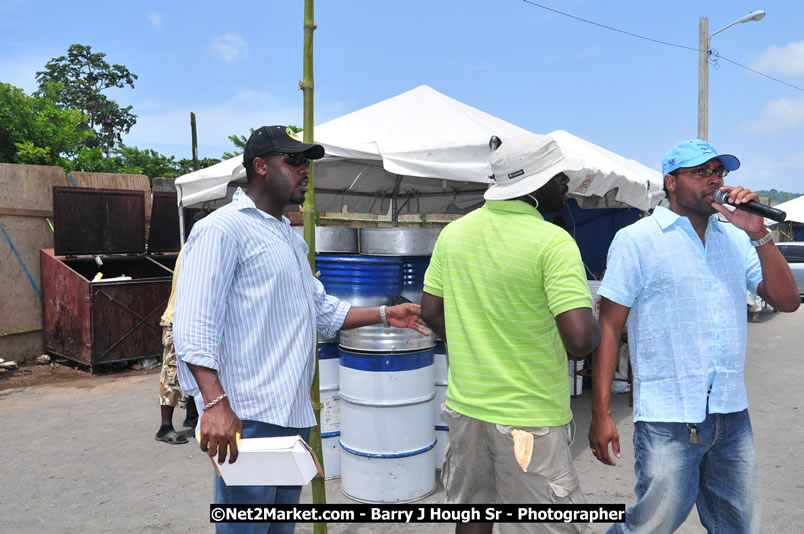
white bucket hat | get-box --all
[484,134,583,201]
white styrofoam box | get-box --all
[214,435,322,486]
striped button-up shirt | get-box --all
[174,188,350,428]
[599,206,762,423]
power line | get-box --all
[521,0,804,93]
[713,53,804,92]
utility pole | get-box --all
[697,18,709,140]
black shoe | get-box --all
[182,415,198,428]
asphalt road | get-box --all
[1,307,801,533]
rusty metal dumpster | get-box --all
[40,187,182,372]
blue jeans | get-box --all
[609,409,760,534]
[214,421,311,534]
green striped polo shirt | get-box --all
[423,200,592,426]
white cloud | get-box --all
[148,13,162,30]
[751,41,804,78]
[210,33,249,64]
[123,89,303,159]
[743,96,804,133]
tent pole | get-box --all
[301,1,327,529]
[391,175,403,227]
[178,205,186,247]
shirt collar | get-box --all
[652,205,723,233]
[232,187,289,224]
[484,199,545,221]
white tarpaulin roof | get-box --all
[175,85,663,213]
[767,195,804,224]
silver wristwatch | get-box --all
[750,232,773,247]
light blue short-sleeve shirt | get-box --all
[599,206,762,423]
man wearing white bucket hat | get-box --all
[422,134,601,534]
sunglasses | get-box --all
[258,152,312,168]
[678,166,729,178]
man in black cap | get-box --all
[174,126,426,533]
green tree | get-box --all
[222,125,300,160]
[222,129,252,160]
[35,44,138,154]
[0,83,93,165]
[175,157,222,176]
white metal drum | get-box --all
[318,340,341,479]
[433,341,449,471]
[339,343,436,503]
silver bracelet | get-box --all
[204,393,228,411]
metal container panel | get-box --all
[90,276,171,365]
[293,226,358,253]
[359,228,442,256]
[339,324,434,353]
[315,254,402,306]
[41,249,92,364]
[147,192,182,253]
[53,186,146,256]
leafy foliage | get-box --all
[63,145,221,179]
[0,82,93,165]
[222,125,301,160]
[755,189,802,204]
[36,44,138,153]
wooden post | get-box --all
[190,112,199,171]
[301,2,327,532]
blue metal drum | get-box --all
[315,254,403,306]
[400,256,431,304]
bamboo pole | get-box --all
[190,112,199,171]
[301,2,327,532]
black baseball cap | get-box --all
[243,125,325,164]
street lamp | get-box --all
[697,10,766,140]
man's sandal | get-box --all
[155,430,188,445]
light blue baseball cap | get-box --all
[662,139,740,176]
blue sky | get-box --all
[2,0,803,193]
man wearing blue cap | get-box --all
[589,139,799,533]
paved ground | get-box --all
[1,307,802,533]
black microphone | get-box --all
[713,190,786,223]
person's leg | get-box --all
[184,395,199,428]
[696,409,761,534]
[493,421,585,534]
[214,421,311,534]
[156,325,186,444]
[608,421,704,534]
[440,406,495,534]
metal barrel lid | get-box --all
[359,228,442,256]
[318,331,338,344]
[339,324,435,353]
[293,226,358,253]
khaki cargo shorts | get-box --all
[158,324,187,408]
[441,405,586,534]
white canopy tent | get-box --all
[174,85,663,218]
[767,195,804,224]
